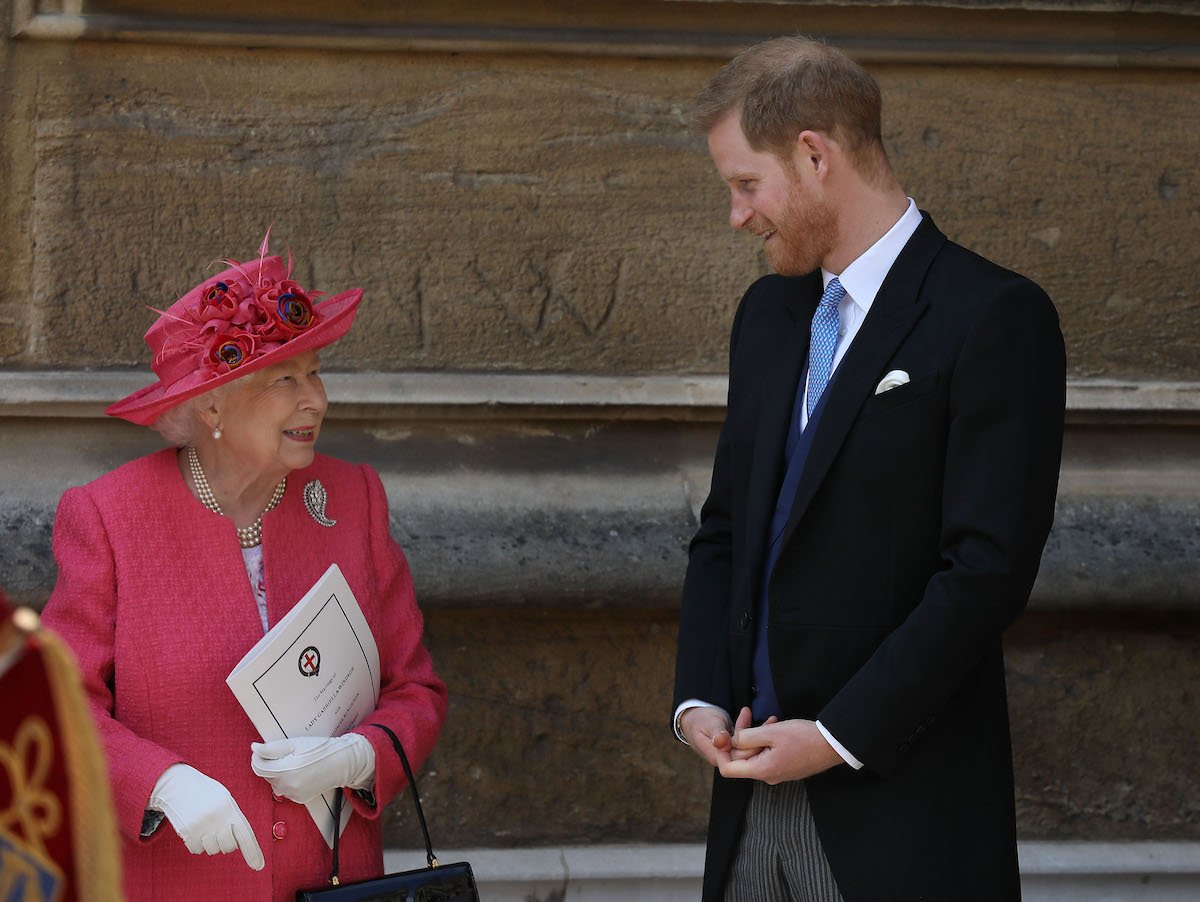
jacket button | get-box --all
[272,821,288,840]
[740,611,751,629]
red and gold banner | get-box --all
[0,593,122,901]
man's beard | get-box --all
[757,180,838,277]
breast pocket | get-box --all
[839,367,946,493]
[858,370,940,419]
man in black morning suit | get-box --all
[672,38,1065,901]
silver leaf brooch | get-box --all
[303,479,337,528]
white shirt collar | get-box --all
[821,198,922,315]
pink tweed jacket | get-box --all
[43,449,448,901]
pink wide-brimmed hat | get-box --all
[107,235,362,426]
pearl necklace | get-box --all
[187,445,286,549]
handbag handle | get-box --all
[369,722,439,869]
[326,723,439,885]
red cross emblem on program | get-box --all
[298,645,321,677]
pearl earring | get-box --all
[212,427,223,440]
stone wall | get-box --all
[2,0,1198,851]
[3,24,1200,379]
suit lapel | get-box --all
[774,216,948,555]
[739,274,821,601]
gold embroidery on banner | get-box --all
[0,716,63,859]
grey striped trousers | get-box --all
[725,780,845,902]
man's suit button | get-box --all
[740,611,751,629]
[272,821,288,840]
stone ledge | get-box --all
[0,370,728,421]
[379,841,1200,901]
[1065,380,1200,419]
[4,467,1199,610]
[4,371,1200,424]
[2,384,1200,609]
[11,1,1200,68]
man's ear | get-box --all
[795,129,832,179]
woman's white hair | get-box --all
[150,383,234,446]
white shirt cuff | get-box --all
[673,699,728,745]
[816,720,864,770]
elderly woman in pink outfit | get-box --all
[42,236,447,900]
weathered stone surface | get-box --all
[0,504,54,602]
[1,31,1196,379]
[1008,612,1200,839]
[1037,496,1200,608]
[878,65,1200,380]
[13,40,750,373]
[389,607,710,848]
[0,320,22,358]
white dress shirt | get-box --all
[676,199,924,771]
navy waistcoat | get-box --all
[751,363,835,721]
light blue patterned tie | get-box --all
[807,276,845,418]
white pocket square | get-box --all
[874,370,910,395]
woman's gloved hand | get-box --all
[148,763,265,870]
[250,733,375,804]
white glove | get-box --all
[250,734,375,804]
[148,763,264,870]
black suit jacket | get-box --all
[674,215,1066,901]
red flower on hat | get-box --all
[196,278,245,331]
[258,280,318,340]
[207,330,259,375]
